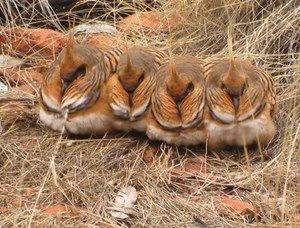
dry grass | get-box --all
[0,0,299,227]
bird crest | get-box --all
[227,26,240,80]
[65,31,74,59]
[125,46,133,73]
[221,25,246,97]
[169,58,182,84]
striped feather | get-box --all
[181,85,205,128]
[108,74,131,119]
[61,62,107,114]
[151,88,182,130]
[204,58,277,124]
[206,87,235,123]
[109,47,167,122]
[130,75,156,120]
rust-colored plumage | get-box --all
[105,46,167,132]
[147,56,206,145]
[203,35,277,148]
[39,34,122,134]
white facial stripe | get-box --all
[130,99,149,118]
[41,89,61,111]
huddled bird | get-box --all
[203,38,277,148]
[146,56,206,145]
[39,34,122,135]
[39,30,277,149]
[104,47,167,132]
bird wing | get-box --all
[181,84,205,128]
[61,64,103,114]
[237,86,266,121]
[107,74,131,119]
[206,87,235,123]
[40,62,62,112]
[130,76,156,120]
[151,87,182,130]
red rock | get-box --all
[0,68,43,86]
[217,197,257,217]
[118,11,181,34]
[177,195,257,218]
[184,156,207,174]
[0,207,8,213]
[170,156,218,184]
[0,27,68,59]
[176,194,205,204]
[87,33,121,48]
[40,205,87,215]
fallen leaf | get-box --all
[109,186,138,219]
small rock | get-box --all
[66,141,74,147]
[217,196,257,218]
[0,81,7,92]
[118,11,181,34]
[0,54,24,68]
[73,23,118,35]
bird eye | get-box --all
[66,64,86,82]
[221,83,227,92]
[138,73,145,84]
[76,64,86,77]
[242,83,248,94]
[186,82,194,93]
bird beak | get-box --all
[128,91,134,108]
[233,96,240,113]
[61,80,69,94]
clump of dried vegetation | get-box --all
[0,0,299,227]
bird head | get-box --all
[166,59,194,104]
[59,34,97,93]
[117,48,147,93]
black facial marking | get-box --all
[138,72,145,84]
